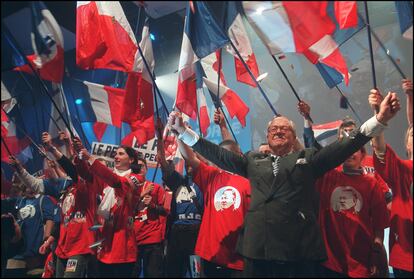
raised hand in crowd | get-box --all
[297,101,311,119]
[402,79,413,126]
[374,91,401,123]
[214,108,233,141]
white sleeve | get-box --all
[178,128,200,147]
[16,169,45,194]
[359,115,387,137]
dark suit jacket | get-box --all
[192,131,371,261]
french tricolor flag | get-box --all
[175,2,229,120]
[200,52,249,127]
[313,120,342,142]
[224,1,260,87]
[243,1,350,85]
[15,1,64,82]
[82,81,125,128]
[76,1,138,72]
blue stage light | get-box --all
[75,98,83,105]
[150,33,155,41]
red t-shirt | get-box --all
[133,181,167,245]
[374,145,413,272]
[316,169,389,277]
[55,179,97,259]
[91,161,143,264]
[193,161,251,271]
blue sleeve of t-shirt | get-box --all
[41,196,59,222]
[43,178,73,199]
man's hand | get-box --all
[41,132,53,150]
[79,148,91,161]
[376,92,401,124]
[402,79,413,96]
[142,194,153,206]
[46,159,56,169]
[72,137,84,153]
[368,89,384,111]
[167,111,186,135]
[297,101,310,118]
[213,109,225,126]
[8,156,23,173]
[141,183,154,198]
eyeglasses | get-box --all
[267,125,292,134]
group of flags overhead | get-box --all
[2,0,413,167]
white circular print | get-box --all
[331,186,363,214]
[214,186,241,211]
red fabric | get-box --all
[282,1,336,53]
[103,86,125,128]
[41,252,55,278]
[374,145,413,272]
[76,2,137,72]
[316,169,389,277]
[234,54,259,88]
[93,122,107,142]
[334,1,358,29]
[91,161,144,264]
[121,72,155,146]
[1,108,9,138]
[193,161,251,270]
[1,136,31,162]
[176,72,198,120]
[320,47,350,85]
[199,104,209,136]
[134,181,167,245]
[54,180,97,259]
[221,89,249,127]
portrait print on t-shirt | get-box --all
[331,186,363,214]
[213,186,241,211]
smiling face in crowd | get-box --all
[267,116,296,156]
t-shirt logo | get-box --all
[331,186,363,214]
[19,204,36,220]
[62,193,75,215]
[214,186,241,211]
[176,186,196,204]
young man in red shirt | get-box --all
[316,145,389,277]
[177,130,251,277]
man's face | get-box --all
[267,117,295,153]
[338,124,356,140]
[220,190,235,209]
[343,149,364,169]
[114,148,133,171]
[339,191,356,210]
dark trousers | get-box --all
[56,254,91,278]
[203,260,243,278]
[165,223,200,277]
[98,261,134,278]
[393,267,413,278]
[243,258,320,278]
[135,242,164,278]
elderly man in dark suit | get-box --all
[167,92,400,277]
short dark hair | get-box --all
[137,157,148,169]
[338,117,357,138]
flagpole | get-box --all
[334,86,363,124]
[215,51,239,144]
[2,108,52,160]
[2,23,75,138]
[270,55,314,123]
[227,40,279,116]
[363,1,380,114]
[63,71,91,150]
[356,13,406,79]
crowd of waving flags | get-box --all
[1,1,413,177]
